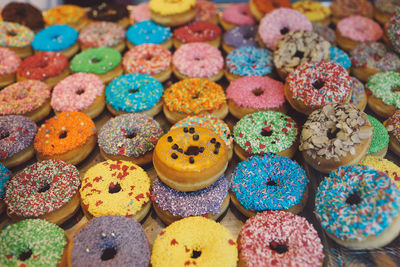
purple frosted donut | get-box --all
[71,215,150,266]
[349,77,366,108]
[223,25,258,49]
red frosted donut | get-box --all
[173,21,222,48]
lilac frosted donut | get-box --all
[223,25,258,50]
[222,3,255,26]
[131,3,150,23]
[349,77,366,109]
[71,215,150,266]
[258,8,313,50]
[337,15,382,42]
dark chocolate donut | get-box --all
[87,2,129,22]
[1,2,44,31]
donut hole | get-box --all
[242,32,253,39]
[52,35,61,41]
[327,127,340,140]
[346,190,361,205]
[252,88,264,96]
[59,131,68,139]
[101,247,117,261]
[194,57,201,61]
[266,180,277,186]
[0,129,10,140]
[129,88,139,94]
[294,51,304,59]
[391,85,400,93]
[7,30,17,37]
[76,87,85,95]
[191,250,202,259]
[261,127,272,137]
[125,131,137,139]
[312,79,325,90]
[18,249,32,261]
[109,182,121,194]
[184,146,201,156]
[38,182,51,193]
[280,27,289,35]
[192,92,200,99]
[90,57,101,64]
[269,241,288,254]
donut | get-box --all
[293,1,331,25]
[17,52,70,88]
[226,75,286,119]
[163,78,228,124]
[0,163,11,214]
[0,219,66,266]
[122,43,172,83]
[330,46,351,70]
[98,113,163,165]
[387,10,400,53]
[195,0,218,24]
[151,217,238,267]
[222,25,258,54]
[238,211,324,266]
[152,175,229,225]
[1,2,44,32]
[366,115,389,157]
[315,164,400,249]
[233,111,299,160]
[51,73,105,119]
[0,21,34,58]
[80,160,151,222]
[32,25,79,59]
[68,215,150,266]
[131,3,150,23]
[219,3,256,31]
[71,47,123,84]
[105,73,163,117]
[249,0,292,21]
[361,156,400,188]
[349,77,367,111]
[173,21,222,48]
[385,110,400,157]
[0,115,37,168]
[285,61,352,115]
[299,103,373,173]
[330,0,374,24]
[0,80,51,122]
[79,22,126,52]
[126,20,172,50]
[336,16,383,52]
[374,0,400,25]
[350,42,400,82]
[34,111,97,165]
[153,127,229,192]
[87,2,130,28]
[149,0,197,26]
[43,5,88,30]
[0,47,21,88]
[258,8,312,51]
[273,30,330,79]
[5,159,80,224]
[225,46,273,82]
[366,71,400,118]
[313,22,336,45]
[230,154,308,217]
[172,43,224,82]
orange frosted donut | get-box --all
[44,5,89,31]
[34,111,97,165]
[249,0,292,21]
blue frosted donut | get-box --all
[126,20,171,46]
[105,73,163,113]
[0,163,11,199]
[226,46,273,76]
[32,25,78,51]
[329,46,351,70]
[230,153,309,213]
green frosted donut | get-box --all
[366,71,400,108]
[71,47,121,75]
[0,219,66,267]
[366,115,389,154]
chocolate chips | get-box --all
[167,136,173,142]
[171,153,178,159]
[193,134,199,141]
[189,157,194,164]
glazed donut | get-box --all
[98,113,163,165]
[0,80,51,122]
[126,20,172,50]
[374,0,400,25]
[17,52,70,88]
[258,8,313,50]
[79,22,126,52]
[226,75,286,119]
[0,115,37,168]
[219,3,256,31]
[293,1,331,25]
[153,127,229,192]
[330,46,351,71]
[313,22,336,45]
[230,154,309,217]
[238,211,324,266]
[152,175,229,225]
[0,47,21,87]
[0,21,34,58]
[172,43,224,82]
[222,25,258,54]
[173,21,221,48]
[233,111,299,160]
[225,46,273,82]
[71,47,123,84]
[300,103,373,173]
[51,73,105,119]
[315,164,400,249]
[151,217,238,267]
[195,0,218,24]
[34,111,97,165]
[68,215,150,266]
[0,163,11,214]
[330,0,373,24]
[32,25,79,59]
[80,160,151,222]
[149,0,197,27]
[385,110,400,157]
[44,5,88,30]
[4,159,80,225]
[361,156,400,187]
[0,219,66,266]
[366,115,389,157]
[87,2,130,28]
[131,3,150,22]
[249,0,292,21]
[163,78,228,124]
[122,43,172,83]
[105,73,163,117]
[1,2,44,32]
[349,77,367,111]
[273,30,330,79]
[285,61,352,115]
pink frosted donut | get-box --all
[0,47,21,79]
[195,0,217,22]
[172,42,223,79]
[226,75,284,110]
[258,8,313,50]
[78,22,125,48]
[131,3,150,23]
[51,73,104,113]
[337,15,382,42]
[222,3,255,26]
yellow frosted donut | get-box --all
[151,216,238,267]
[149,0,197,26]
[293,1,331,24]
[361,156,400,188]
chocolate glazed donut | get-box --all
[87,2,129,22]
[1,2,44,31]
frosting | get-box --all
[98,113,163,157]
[366,72,400,108]
[223,25,258,49]
[361,156,400,188]
[350,42,400,71]
[87,3,129,22]
[374,0,400,13]
[80,160,150,218]
[32,25,78,52]
[226,46,273,76]
[0,163,11,198]
[149,0,196,16]
[1,2,44,31]
[44,5,87,27]
[349,77,366,107]
[79,22,125,48]
[195,0,217,22]
[222,3,255,25]
[253,0,291,14]
[330,46,351,69]
[173,21,221,43]
[126,20,171,46]
[313,22,336,44]
[131,3,150,22]
[337,15,382,42]
[293,1,331,22]
[0,47,20,76]
[0,21,34,48]
[366,115,389,154]
[330,0,373,19]
[387,110,400,143]
[71,47,121,75]
[233,111,298,155]
[387,10,400,54]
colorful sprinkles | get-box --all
[349,77,365,107]
[366,71,400,108]
[330,46,351,69]
[0,21,34,48]
[350,42,400,71]
[79,22,125,48]
[387,10,400,54]
[387,110,400,142]
[0,47,20,76]
[361,156,400,189]
[0,163,11,198]
[226,46,273,76]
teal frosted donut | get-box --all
[0,219,66,266]
[126,20,171,46]
[71,47,122,75]
[32,25,78,52]
[226,46,273,77]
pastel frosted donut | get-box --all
[258,8,313,50]
[131,3,150,22]
[44,5,88,30]
[0,47,21,87]
[105,73,163,117]
[0,21,34,58]
[172,43,224,82]
[126,20,172,49]
[173,21,221,48]
[366,115,389,157]
[220,3,255,31]
[361,156,400,189]
[330,46,351,70]
[293,1,331,24]
[349,76,367,111]
[51,73,105,119]
[222,25,258,53]
[79,22,125,52]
